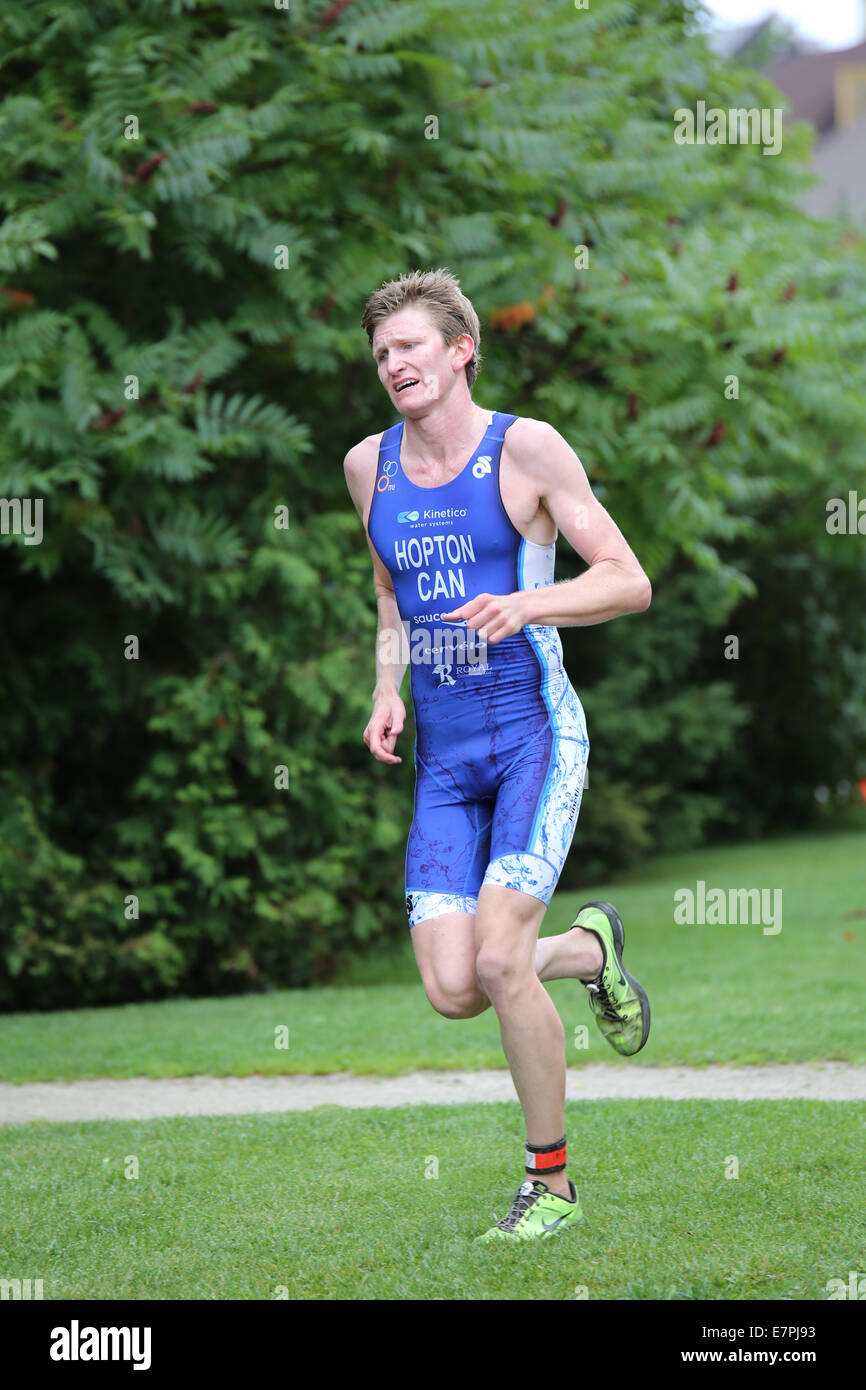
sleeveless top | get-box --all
[367,410,569,762]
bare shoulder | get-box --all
[507,414,556,445]
[503,415,578,476]
[343,430,382,479]
[343,431,384,519]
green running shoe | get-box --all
[475,1179,583,1243]
[573,900,651,1056]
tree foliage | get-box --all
[1,0,864,1006]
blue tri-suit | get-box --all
[367,410,589,928]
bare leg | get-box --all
[474,884,574,1199]
[412,909,603,1018]
[535,924,603,983]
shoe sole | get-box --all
[580,899,651,1053]
[475,1215,584,1243]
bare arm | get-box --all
[444,419,651,641]
[522,420,651,623]
[344,441,408,764]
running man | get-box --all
[343,268,652,1242]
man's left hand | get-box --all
[441,591,529,644]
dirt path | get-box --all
[1,1062,865,1125]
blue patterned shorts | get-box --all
[404,681,589,928]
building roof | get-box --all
[766,41,866,134]
[705,18,774,58]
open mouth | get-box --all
[395,379,420,393]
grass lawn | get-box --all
[1,1099,863,1300]
[1,828,863,1081]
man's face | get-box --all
[371,306,470,413]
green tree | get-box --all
[0,0,863,1006]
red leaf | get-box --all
[133,153,167,182]
[89,408,127,431]
[547,197,568,227]
[181,370,205,396]
[313,291,335,321]
[490,301,536,332]
[0,287,36,307]
[318,0,354,24]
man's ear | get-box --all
[450,332,475,372]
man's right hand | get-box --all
[364,694,406,764]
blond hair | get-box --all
[361,268,482,389]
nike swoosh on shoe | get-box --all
[541,1213,572,1231]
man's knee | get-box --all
[475,948,534,1000]
[474,884,546,998]
[425,983,489,1019]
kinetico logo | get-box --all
[397,510,420,523]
